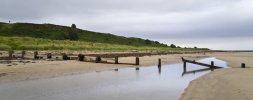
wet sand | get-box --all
[181,52,253,100]
[0,53,207,84]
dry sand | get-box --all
[0,53,208,84]
[181,52,253,100]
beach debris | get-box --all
[34,51,39,59]
[21,50,26,58]
[62,53,70,60]
[47,53,52,59]
[242,63,246,68]
[95,56,101,63]
[136,67,140,70]
[0,73,7,77]
[8,49,14,58]
[78,54,85,61]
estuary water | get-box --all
[0,57,227,100]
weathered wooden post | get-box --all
[115,56,119,64]
[182,57,187,73]
[241,63,246,68]
[34,51,38,59]
[95,56,101,63]
[158,58,162,74]
[211,61,214,71]
[135,57,139,65]
[47,53,52,59]
[8,49,14,58]
[21,50,26,58]
[62,53,69,60]
[158,58,161,67]
[78,54,85,61]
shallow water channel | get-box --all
[0,57,227,100]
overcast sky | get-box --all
[1,0,253,50]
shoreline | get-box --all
[181,52,253,100]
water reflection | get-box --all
[182,68,214,77]
[0,57,227,100]
[158,66,161,75]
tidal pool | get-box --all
[0,57,227,100]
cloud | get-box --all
[1,0,253,49]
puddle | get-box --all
[0,57,227,100]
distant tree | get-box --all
[177,46,181,48]
[194,46,198,49]
[155,41,159,44]
[68,24,78,40]
[71,24,76,28]
[170,44,176,48]
[144,39,152,45]
[68,32,79,40]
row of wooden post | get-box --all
[6,50,247,68]
[7,50,52,59]
[6,50,141,64]
[7,50,163,67]
[77,54,141,65]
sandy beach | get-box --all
[0,53,208,84]
[1,52,253,100]
[181,52,253,100]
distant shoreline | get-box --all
[211,50,253,52]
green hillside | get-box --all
[0,22,209,51]
[0,22,168,47]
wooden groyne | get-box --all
[0,50,210,60]
[181,57,223,72]
[0,50,210,66]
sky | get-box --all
[1,0,253,50]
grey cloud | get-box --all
[1,0,253,49]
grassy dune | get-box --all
[0,22,209,52]
[0,36,208,52]
[0,22,168,47]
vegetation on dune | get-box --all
[0,36,208,51]
[0,22,168,47]
[0,22,209,51]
